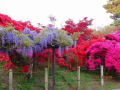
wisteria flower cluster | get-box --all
[0,26,33,51]
[34,28,73,48]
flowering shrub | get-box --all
[0,13,41,33]
[62,17,97,45]
[85,41,110,70]
[62,17,93,34]
[0,52,30,73]
[85,37,120,75]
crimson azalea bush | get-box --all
[0,14,41,33]
[62,17,97,42]
[0,52,30,73]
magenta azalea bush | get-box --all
[85,31,120,75]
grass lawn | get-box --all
[0,65,120,90]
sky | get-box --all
[0,0,113,29]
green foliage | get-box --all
[71,32,83,41]
[34,28,53,43]
[0,65,120,90]
[114,18,120,26]
[92,25,117,37]
[0,26,33,49]
[16,33,33,48]
[104,0,120,26]
[1,26,14,33]
[104,0,120,19]
[54,30,73,47]
[34,29,47,44]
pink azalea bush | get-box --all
[105,42,120,75]
[85,36,120,75]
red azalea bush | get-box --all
[62,17,93,34]
[62,17,97,42]
[0,52,15,70]
[36,49,61,64]
[0,52,29,73]
[0,13,41,33]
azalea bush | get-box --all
[0,14,41,32]
[62,17,97,43]
[85,30,120,75]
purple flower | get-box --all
[65,46,69,51]
[73,41,77,48]
[1,35,5,46]
[0,27,3,30]
[17,47,33,58]
[58,46,62,56]
[33,45,42,54]
[23,28,30,34]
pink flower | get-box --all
[89,63,95,70]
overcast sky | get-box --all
[0,0,113,29]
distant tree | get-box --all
[104,0,120,25]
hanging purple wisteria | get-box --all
[34,27,73,49]
[0,26,34,66]
[0,26,33,51]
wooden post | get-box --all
[45,68,48,90]
[52,47,56,90]
[33,48,36,73]
[33,57,36,73]
[9,69,13,90]
[77,66,80,90]
[30,64,33,78]
[101,65,104,86]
